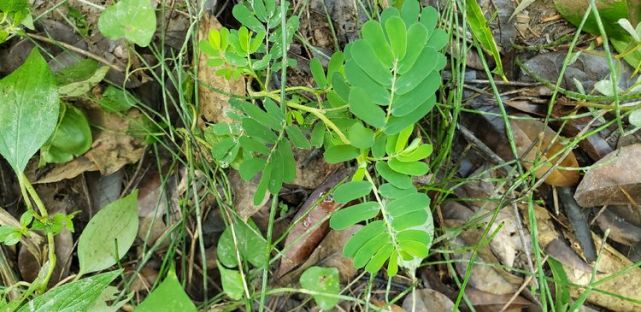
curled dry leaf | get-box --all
[37,107,146,184]
[277,170,348,277]
[511,118,580,187]
[402,289,456,312]
[575,144,641,207]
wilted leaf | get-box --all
[78,191,139,275]
[55,59,109,97]
[511,118,580,187]
[37,108,146,183]
[0,49,59,174]
[136,269,197,312]
[575,144,641,207]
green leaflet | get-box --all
[0,49,59,174]
[465,0,505,79]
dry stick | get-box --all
[26,33,124,72]
[511,197,538,288]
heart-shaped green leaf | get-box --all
[98,0,157,47]
[300,267,341,310]
[0,49,59,174]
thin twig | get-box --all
[26,33,124,72]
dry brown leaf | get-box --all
[277,197,338,277]
[511,118,580,187]
[371,298,405,312]
[529,204,641,311]
[37,108,145,184]
[402,289,456,312]
[196,14,245,128]
[574,144,641,207]
[277,170,348,277]
[278,226,360,285]
[293,149,342,189]
[464,287,532,312]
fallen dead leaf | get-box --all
[278,226,360,285]
[277,170,348,277]
[465,287,533,312]
[574,144,641,207]
[196,14,245,128]
[37,107,146,184]
[402,289,456,312]
[511,118,580,187]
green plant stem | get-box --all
[19,174,56,293]
[248,90,351,144]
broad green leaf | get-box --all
[218,264,245,300]
[98,0,157,47]
[56,59,109,97]
[300,267,340,311]
[388,158,429,176]
[548,257,571,311]
[324,145,359,164]
[348,88,386,128]
[386,193,429,217]
[217,219,268,268]
[333,181,372,203]
[465,0,505,78]
[385,16,407,59]
[41,104,92,165]
[330,202,380,230]
[419,6,439,33]
[375,161,413,189]
[99,86,135,112]
[0,49,59,174]
[286,125,312,149]
[136,269,197,312]
[348,122,374,149]
[372,134,387,158]
[18,271,120,312]
[78,191,139,275]
[310,123,326,148]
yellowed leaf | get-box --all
[512,118,580,187]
